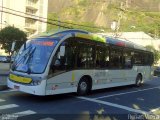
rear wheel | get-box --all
[77,77,90,96]
[135,74,143,87]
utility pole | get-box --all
[1,0,3,30]
[115,2,124,37]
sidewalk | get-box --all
[0,63,10,90]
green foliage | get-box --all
[0,26,27,54]
[47,13,100,33]
[78,0,90,7]
[47,13,60,31]
[47,1,160,37]
[145,45,160,64]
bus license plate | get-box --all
[14,85,20,90]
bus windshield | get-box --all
[12,37,59,74]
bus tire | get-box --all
[135,74,142,87]
[77,77,90,96]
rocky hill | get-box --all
[47,0,160,36]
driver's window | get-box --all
[49,38,76,76]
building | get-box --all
[98,32,160,65]
[0,0,48,37]
[0,0,48,55]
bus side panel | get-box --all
[46,70,94,95]
[92,69,136,90]
[92,70,109,85]
[143,66,152,81]
[125,67,138,82]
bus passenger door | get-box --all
[47,38,78,94]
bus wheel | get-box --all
[135,74,142,87]
[77,77,90,96]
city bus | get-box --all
[7,29,154,96]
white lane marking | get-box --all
[0,104,19,110]
[150,107,160,113]
[40,118,56,120]
[14,110,36,117]
[77,96,151,115]
[0,89,18,93]
[94,86,160,100]
[0,99,5,102]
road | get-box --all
[0,77,160,120]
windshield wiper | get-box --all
[26,47,36,74]
[12,46,35,72]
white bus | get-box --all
[7,29,154,96]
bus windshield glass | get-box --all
[12,37,59,74]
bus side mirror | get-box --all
[60,46,65,57]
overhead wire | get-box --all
[0,6,108,30]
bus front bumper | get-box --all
[7,78,46,96]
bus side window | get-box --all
[49,38,76,75]
[123,49,133,69]
[65,39,77,70]
[95,45,109,69]
[134,51,142,65]
[110,47,123,69]
[77,41,94,69]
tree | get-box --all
[0,26,27,55]
[145,45,160,65]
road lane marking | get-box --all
[14,110,36,117]
[0,99,5,102]
[77,96,151,115]
[0,104,19,110]
[40,118,56,120]
[150,107,160,113]
[94,86,160,100]
[0,89,18,93]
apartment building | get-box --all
[0,0,48,37]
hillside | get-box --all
[47,0,160,37]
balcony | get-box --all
[26,1,38,10]
[25,13,38,20]
[24,23,37,32]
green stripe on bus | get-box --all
[75,33,106,43]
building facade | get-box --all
[0,0,48,37]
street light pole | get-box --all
[1,0,3,30]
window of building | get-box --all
[26,8,36,15]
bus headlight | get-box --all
[31,80,42,86]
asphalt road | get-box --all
[0,77,160,120]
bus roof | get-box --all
[34,29,151,52]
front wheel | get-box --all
[77,78,90,96]
[135,74,143,87]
